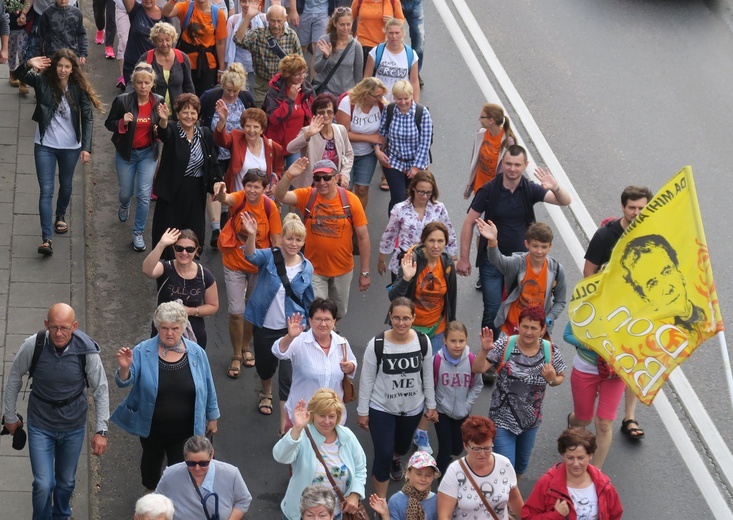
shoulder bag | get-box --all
[313,38,355,94]
[304,427,367,520]
[341,343,356,404]
[458,458,501,520]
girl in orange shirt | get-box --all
[351,0,405,65]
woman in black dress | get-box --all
[152,93,221,250]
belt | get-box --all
[133,145,152,151]
[31,389,85,408]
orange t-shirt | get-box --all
[413,257,448,334]
[294,188,368,277]
[473,129,504,192]
[352,0,405,48]
[221,192,282,273]
[503,256,548,335]
[177,1,228,70]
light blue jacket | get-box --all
[273,424,367,520]
[110,337,220,437]
[244,248,314,328]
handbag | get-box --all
[304,428,368,520]
[313,39,355,94]
[458,458,501,520]
[216,196,247,250]
[341,343,356,404]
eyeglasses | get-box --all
[368,92,383,99]
[415,190,433,197]
[48,325,74,333]
[425,272,435,291]
[311,317,334,324]
[313,174,335,183]
[292,70,308,78]
[467,444,493,453]
[246,168,267,177]
[479,116,492,119]
[335,6,352,13]
[173,245,197,253]
[185,459,211,468]
[390,315,414,323]
[317,109,334,116]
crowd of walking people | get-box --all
[0,0,637,518]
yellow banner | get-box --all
[569,167,724,404]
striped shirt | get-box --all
[177,123,205,178]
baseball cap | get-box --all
[407,451,441,477]
[313,159,338,174]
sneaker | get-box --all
[38,239,53,256]
[18,82,29,95]
[475,277,482,290]
[105,46,115,59]
[132,232,146,252]
[118,205,130,222]
[116,75,126,90]
[413,430,433,454]
[389,457,404,481]
[95,30,104,45]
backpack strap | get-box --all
[468,352,476,388]
[303,189,319,222]
[272,247,305,310]
[404,43,415,70]
[183,2,218,32]
[374,331,385,374]
[541,339,552,366]
[385,103,396,135]
[336,187,353,226]
[433,352,441,387]
[495,335,517,374]
[263,195,273,219]
[173,48,185,64]
[374,42,386,71]
[145,49,155,65]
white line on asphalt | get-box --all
[432,0,733,514]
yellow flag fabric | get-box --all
[569,167,724,405]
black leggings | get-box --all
[368,408,422,482]
[434,412,466,475]
[92,0,116,46]
[139,432,189,490]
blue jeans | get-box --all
[479,261,504,334]
[284,152,301,169]
[350,152,378,187]
[28,424,86,520]
[493,426,539,475]
[430,332,444,353]
[34,144,81,241]
[383,166,410,216]
[115,148,157,233]
[401,0,425,72]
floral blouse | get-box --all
[379,199,457,274]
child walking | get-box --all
[370,451,441,520]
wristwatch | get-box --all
[95,430,107,437]
[360,272,370,277]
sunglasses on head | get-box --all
[335,6,352,13]
[313,174,335,182]
[185,459,211,468]
[173,245,197,253]
[246,168,267,177]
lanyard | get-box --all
[188,469,220,520]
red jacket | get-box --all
[521,463,623,520]
[213,127,284,192]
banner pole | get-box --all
[717,331,733,414]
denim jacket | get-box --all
[244,248,314,328]
[110,337,220,437]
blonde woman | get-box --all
[135,22,195,114]
[105,63,166,252]
[364,18,419,102]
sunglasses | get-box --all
[313,174,335,183]
[317,109,335,116]
[246,168,267,177]
[173,245,197,253]
[185,459,211,468]
[335,6,352,13]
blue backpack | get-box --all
[182,1,219,32]
[373,42,415,72]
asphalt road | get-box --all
[82,0,733,517]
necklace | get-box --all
[159,339,186,358]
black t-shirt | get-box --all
[584,219,624,268]
[123,3,160,79]
[151,354,196,438]
[470,177,548,264]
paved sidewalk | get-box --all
[0,67,89,518]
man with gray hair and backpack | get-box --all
[2,303,109,519]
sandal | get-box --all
[258,392,273,415]
[226,356,243,379]
[242,350,255,368]
[38,240,53,256]
[54,216,68,234]
[380,174,389,191]
[620,419,645,439]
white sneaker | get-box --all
[132,232,146,252]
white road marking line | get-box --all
[432,0,733,513]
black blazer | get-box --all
[105,92,165,161]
